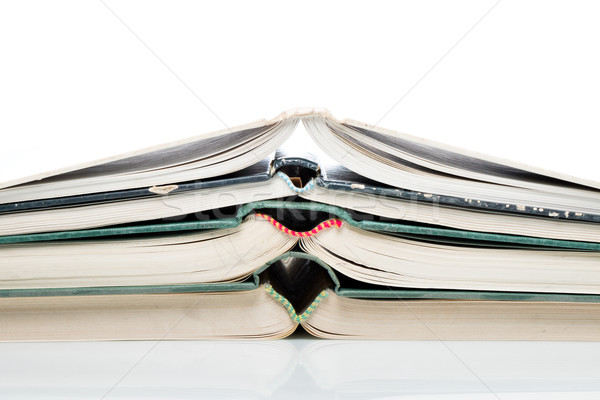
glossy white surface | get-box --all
[2,330,600,399]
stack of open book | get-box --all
[2,109,599,340]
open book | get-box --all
[1,110,599,341]
[2,109,599,239]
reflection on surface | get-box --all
[1,329,600,399]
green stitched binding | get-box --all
[264,283,328,323]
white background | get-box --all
[1,1,600,399]
[1,0,600,185]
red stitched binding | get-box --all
[255,213,342,237]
